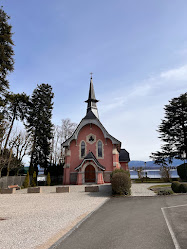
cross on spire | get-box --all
[90,72,93,78]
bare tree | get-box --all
[9,130,32,163]
[50,119,77,166]
[160,166,171,182]
[4,129,32,176]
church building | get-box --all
[62,76,130,185]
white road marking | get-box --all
[162,203,187,209]
[161,207,181,249]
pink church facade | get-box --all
[62,77,130,185]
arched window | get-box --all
[98,141,102,158]
[81,141,85,158]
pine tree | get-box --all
[0,6,14,137]
[27,84,54,171]
[31,171,37,187]
[151,92,187,164]
[23,171,30,188]
[47,172,51,186]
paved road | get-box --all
[52,195,187,249]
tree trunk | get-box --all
[4,113,16,150]
[6,148,13,176]
[30,133,36,172]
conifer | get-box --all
[27,84,54,171]
[0,6,14,136]
[151,93,187,163]
[23,171,30,188]
[31,171,37,187]
[47,172,51,186]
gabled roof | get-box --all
[119,149,130,162]
[75,151,106,171]
[62,110,121,147]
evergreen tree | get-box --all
[151,92,187,164]
[23,171,30,188]
[31,171,37,187]
[27,84,54,171]
[0,6,14,137]
[47,172,51,186]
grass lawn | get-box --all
[133,179,165,183]
[148,184,173,195]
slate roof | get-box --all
[62,110,121,147]
[83,110,97,119]
[75,151,106,171]
[85,77,99,103]
[119,149,130,162]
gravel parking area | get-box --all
[0,183,161,249]
[0,185,111,249]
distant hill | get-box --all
[129,159,184,169]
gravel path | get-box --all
[0,183,160,249]
[0,185,111,249]
[131,182,171,196]
[131,183,159,196]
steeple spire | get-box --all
[85,75,99,119]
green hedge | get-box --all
[171,181,181,193]
[171,181,187,193]
[111,172,131,195]
[180,183,187,193]
[177,163,187,181]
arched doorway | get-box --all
[85,165,96,183]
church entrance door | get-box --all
[85,165,96,183]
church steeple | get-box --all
[85,75,99,119]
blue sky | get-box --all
[2,0,187,161]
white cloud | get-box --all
[160,64,187,81]
[99,64,187,160]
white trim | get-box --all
[86,133,96,144]
[76,157,105,171]
[66,150,71,156]
[62,118,121,147]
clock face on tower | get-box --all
[86,133,96,144]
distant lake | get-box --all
[130,169,179,179]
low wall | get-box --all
[0,176,26,189]
[1,188,16,194]
[56,186,70,193]
[28,187,41,193]
[85,186,99,192]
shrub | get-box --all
[31,171,37,187]
[47,172,51,186]
[177,163,187,181]
[171,181,181,193]
[180,183,187,193]
[157,189,173,195]
[23,171,30,188]
[111,172,131,195]
[110,168,130,179]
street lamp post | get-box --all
[144,162,147,180]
